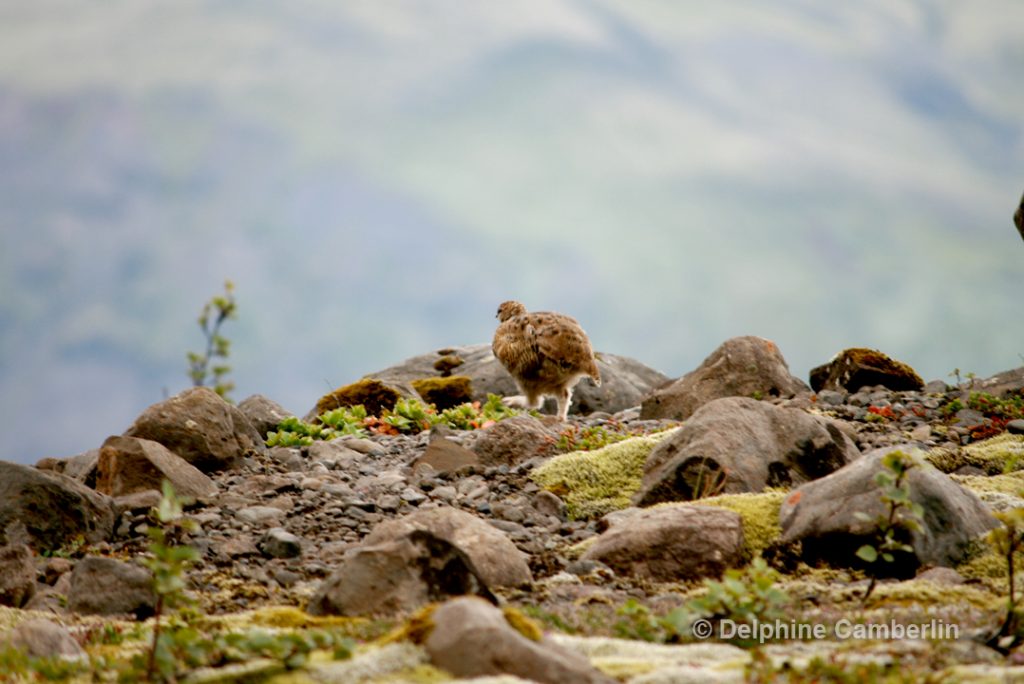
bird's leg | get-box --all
[502,393,543,411]
[555,387,573,422]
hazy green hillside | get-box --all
[1,1,1022,464]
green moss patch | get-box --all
[411,376,474,411]
[928,434,1024,475]
[531,430,678,519]
[313,379,402,418]
[690,491,786,558]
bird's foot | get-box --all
[502,395,531,409]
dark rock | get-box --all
[96,435,218,500]
[424,596,615,684]
[0,544,37,607]
[465,415,561,467]
[1015,189,1023,241]
[61,449,101,487]
[640,336,809,421]
[1008,419,1024,435]
[779,446,998,575]
[635,397,860,506]
[67,556,155,618]
[237,394,293,439]
[580,505,744,582]
[305,378,402,421]
[0,462,115,553]
[413,433,480,474]
[1,619,86,660]
[362,506,532,588]
[411,376,474,410]
[367,343,669,417]
[306,531,497,616]
[809,348,924,393]
[124,387,264,472]
[260,527,303,559]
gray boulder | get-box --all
[463,415,561,467]
[635,397,860,506]
[306,530,496,617]
[124,386,264,472]
[367,343,669,416]
[0,544,37,608]
[96,435,218,501]
[0,462,115,553]
[362,506,532,588]
[641,336,809,421]
[67,556,155,618]
[1,619,86,660]
[580,505,744,582]
[779,445,998,574]
[237,394,293,439]
[424,597,615,684]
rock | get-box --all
[465,415,561,467]
[305,378,403,421]
[410,376,474,410]
[67,556,155,617]
[1,619,86,660]
[0,462,115,553]
[260,527,303,559]
[362,507,532,588]
[367,343,669,416]
[61,449,101,487]
[96,435,218,500]
[635,397,860,506]
[1009,419,1024,435]
[236,506,285,527]
[580,505,744,582]
[413,433,480,474]
[237,394,293,439]
[306,531,497,616]
[0,544,37,607]
[640,336,809,421]
[424,597,615,684]
[533,491,567,520]
[124,386,264,472]
[1015,190,1023,241]
[974,367,1024,399]
[809,348,924,393]
[779,446,998,574]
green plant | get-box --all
[664,557,791,644]
[556,425,632,452]
[854,450,925,604]
[612,599,669,642]
[41,533,87,559]
[187,280,237,399]
[0,643,88,681]
[986,504,1024,650]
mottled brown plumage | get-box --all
[492,300,601,421]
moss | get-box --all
[865,579,1000,611]
[378,604,438,646]
[956,470,1024,497]
[689,491,786,557]
[929,434,1024,475]
[314,379,401,418]
[813,348,924,392]
[530,430,679,519]
[502,605,544,642]
[411,376,474,411]
[432,354,464,376]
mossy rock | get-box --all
[310,379,401,418]
[530,430,678,519]
[432,354,465,376]
[809,348,924,393]
[689,490,786,558]
[411,376,474,411]
[928,434,1024,475]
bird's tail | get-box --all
[588,360,602,387]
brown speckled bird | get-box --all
[492,300,601,421]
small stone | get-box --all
[400,488,428,506]
[236,506,285,526]
[533,491,567,520]
[432,486,457,503]
[909,424,933,442]
[377,495,402,512]
[260,527,303,559]
[1008,420,1024,435]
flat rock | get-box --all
[362,506,532,588]
[581,505,744,582]
[635,397,860,505]
[67,556,155,618]
[0,461,115,553]
[424,596,615,684]
[124,386,264,472]
[96,435,218,500]
[640,336,809,421]
[413,433,480,474]
[780,445,998,574]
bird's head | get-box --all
[496,300,527,322]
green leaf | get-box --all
[856,545,878,563]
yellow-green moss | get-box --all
[501,605,544,642]
[314,379,401,418]
[956,470,1024,497]
[530,430,678,519]
[432,355,464,376]
[411,376,474,411]
[865,579,1000,611]
[689,490,786,557]
[378,604,438,646]
[929,434,1024,475]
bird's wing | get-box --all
[530,313,595,371]
[493,318,541,376]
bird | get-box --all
[492,300,601,421]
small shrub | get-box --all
[987,503,1024,650]
[186,280,236,400]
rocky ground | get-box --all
[3,339,1024,682]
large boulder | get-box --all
[640,337,808,421]
[463,415,561,467]
[237,394,293,439]
[0,619,86,660]
[67,556,155,618]
[635,397,860,506]
[362,507,532,588]
[0,544,37,608]
[124,387,264,472]
[779,446,998,574]
[580,505,744,582]
[0,462,115,553]
[367,343,669,416]
[306,531,496,617]
[424,597,615,684]
[96,435,218,500]
[809,348,924,393]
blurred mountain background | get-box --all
[1,2,1023,465]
